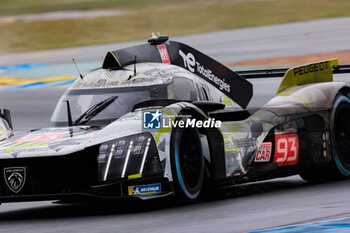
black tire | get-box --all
[170,125,204,202]
[300,94,350,182]
[329,94,350,178]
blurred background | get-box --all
[0,0,350,53]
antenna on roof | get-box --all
[72,58,83,79]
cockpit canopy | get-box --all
[50,63,200,127]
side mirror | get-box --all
[0,109,13,130]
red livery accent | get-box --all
[14,133,65,143]
[254,142,272,162]
[274,133,299,166]
[157,45,170,64]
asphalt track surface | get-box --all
[1,17,350,232]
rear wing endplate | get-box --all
[276,58,339,94]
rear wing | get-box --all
[102,36,253,109]
[276,58,338,94]
[236,60,350,94]
[237,63,350,79]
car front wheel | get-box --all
[170,125,204,202]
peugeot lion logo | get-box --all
[4,167,26,193]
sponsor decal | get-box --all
[4,167,26,193]
[157,45,170,64]
[128,183,161,196]
[143,110,221,129]
[14,133,65,143]
[254,142,272,162]
[276,59,337,94]
[179,50,230,92]
[293,61,329,77]
[274,133,299,166]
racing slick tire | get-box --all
[329,94,350,178]
[170,123,204,202]
[300,94,350,182]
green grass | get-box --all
[0,0,163,16]
[1,0,350,53]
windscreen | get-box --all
[50,87,160,127]
[51,76,199,127]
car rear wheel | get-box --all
[300,94,350,182]
[170,125,204,202]
[330,94,350,178]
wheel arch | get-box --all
[326,84,350,109]
[171,103,226,180]
[336,86,350,99]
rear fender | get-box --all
[266,82,348,117]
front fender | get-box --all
[164,102,226,180]
[0,109,13,141]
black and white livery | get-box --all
[0,35,350,203]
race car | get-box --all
[0,34,350,203]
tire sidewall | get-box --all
[330,95,350,177]
[170,122,204,201]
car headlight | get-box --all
[97,133,162,182]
